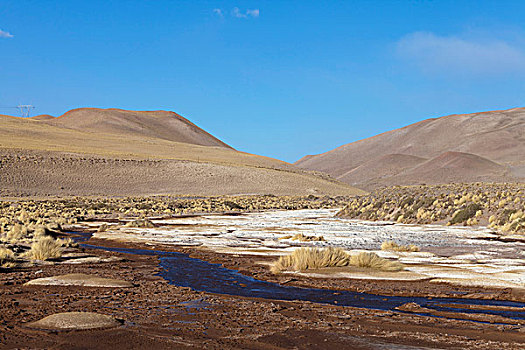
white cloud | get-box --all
[0,29,13,38]
[231,7,246,18]
[395,31,525,76]
[246,9,259,18]
[213,8,223,17]
[231,7,259,18]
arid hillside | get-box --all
[46,108,232,148]
[296,107,525,189]
[0,109,363,197]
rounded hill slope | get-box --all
[296,107,525,189]
[47,108,232,149]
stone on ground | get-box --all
[24,273,132,287]
[28,312,121,330]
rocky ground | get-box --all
[1,236,524,350]
[1,194,525,349]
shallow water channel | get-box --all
[81,243,525,323]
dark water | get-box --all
[80,243,525,323]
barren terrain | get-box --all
[1,108,524,349]
[2,239,523,350]
[0,194,524,349]
[0,109,362,196]
[296,107,525,189]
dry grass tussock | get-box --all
[97,224,109,232]
[381,240,420,252]
[350,252,404,271]
[278,233,325,242]
[25,237,63,260]
[271,247,403,273]
[271,247,349,273]
[6,224,28,243]
[125,219,155,228]
[0,247,16,268]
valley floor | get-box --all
[1,236,524,350]
[1,196,524,349]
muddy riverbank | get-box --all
[1,234,524,349]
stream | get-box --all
[80,242,525,323]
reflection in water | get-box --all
[81,244,525,323]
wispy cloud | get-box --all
[395,31,525,76]
[246,9,259,18]
[232,7,259,18]
[0,29,13,38]
[231,7,245,18]
[214,7,259,19]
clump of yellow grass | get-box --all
[381,240,420,252]
[6,224,28,243]
[349,252,404,271]
[0,247,16,268]
[26,237,63,260]
[125,219,155,228]
[271,247,404,273]
[271,247,349,273]
[278,233,325,242]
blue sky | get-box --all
[1,1,525,162]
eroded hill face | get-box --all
[0,109,363,197]
[296,108,525,189]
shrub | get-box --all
[400,197,414,207]
[223,201,244,210]
[7,224,27,243]
[349,252,404,271]
[413,197,434,210]
[381,240,419,252]
[449,203,481,225]
[26,237,63,260]
[18,210,30,224]
[271,247,350,273]
[125,219,155,228]
[32,225,47,239]
[0,247,16,268]
[498,209,516,225]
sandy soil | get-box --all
[0,149,362,197]
[0,109,361,196]
[1,236,524,350]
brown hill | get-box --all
[0,109,363,197]
[338,154,427,186]
[46,108,232,149]
[388,151,511,186]
[29,114,55,121]
[296,107,525,189]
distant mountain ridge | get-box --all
[296,107,525,189]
